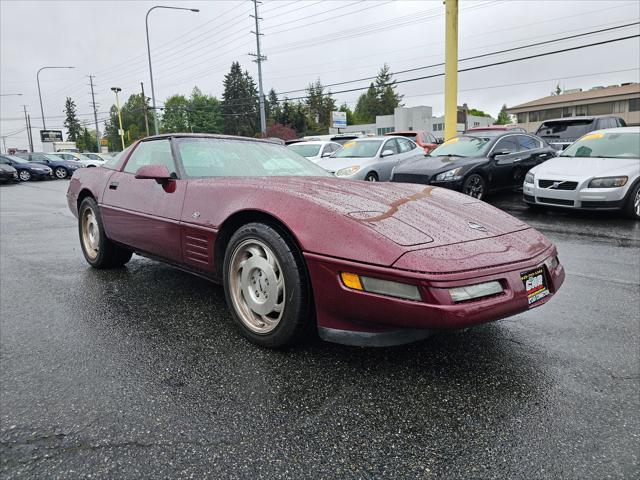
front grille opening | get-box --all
[538,180,578,190]
[537,197,574,206]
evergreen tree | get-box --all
[354,83,379,124]
[63,97,82,141]
[339,103,355,126]
[304,80,335,133]
[267,88,280,123]
[222,62,259,136]
[162,94,190,133]
[375,64,403,115]
[495,104,512,125]
[188,86,223,133]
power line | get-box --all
[277,21,640,95]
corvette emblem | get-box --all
[467,221,488,232]
[192,212,201,219]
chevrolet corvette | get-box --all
[67,134,565,348]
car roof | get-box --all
[538,115,621,123]
[585,126,640,134]
[288,140,337,146]
[140,133,283,145]
[466,125,522,131]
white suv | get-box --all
[523,127,640,219]
[49,151,105,167]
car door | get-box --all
[376,138,402,180]
[512,134,547,186]
[100,138,187,262]
[489,135,522,190]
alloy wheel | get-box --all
[464,175,484,200]
[81,207,100,260]
[55,167,68,179]
[228,239,285,334]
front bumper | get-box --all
[31,170,53,179]
[304,246,564,346]
[523,180,628,210]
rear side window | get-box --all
[383,139,400,154]
[397,137,413,153]
[123,139,176,175]
[535,120,594,140]
[516,135,540,151]
[494,136,519,153]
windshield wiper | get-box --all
[440,153,464,157]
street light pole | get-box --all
[36,66,74,129]
[146,5,199,136]
[111,87,125,151]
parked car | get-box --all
[391,132,556,199]
[49,151,104,167]
[318,136,423,181]
[385,130,438,154]
[535,115,626,151]
[15,152,84,179]
[82,152,113,162]
[287,141,342,162]
[329,134,361,145]
[465,125,527,134]
[0,154,53,181]
[523,127,640,219]
[0,162,18,183]
[67,133,564,348]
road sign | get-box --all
[332,111,347,128]
[100,138,108,146]
[118,129,124,136]
[39,130,63,142]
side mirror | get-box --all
[321,151,332,158]
[135,164,171,184]
[381,149,394,157]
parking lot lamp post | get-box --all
[146,5,199,136]
[443,0,458,141]
[36,66,74,129]
[111,87,125,151]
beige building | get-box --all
[507,83,640,132]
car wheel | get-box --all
[18,170,31,181]
[365,172,378,182]
[55,167,68,179]
[463,174,486,200]
[625,182,640,219]
[223,222,313,348]
[78,197,133,268]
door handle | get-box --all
[513,157,524,162]
[109,181,119,190]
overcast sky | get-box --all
[1,0,639,150]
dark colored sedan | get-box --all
[0,162,18,183]
[14,152,83,179]
[391,132,556,199]
[0,155,53,181]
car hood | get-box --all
[316,156,376,172]
[532,156,640,178]
[393,155,486,174]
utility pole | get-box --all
[250,0,267,137]
[1,136,6,154]
[22,105,34,152]
[444,0,458,141]
[27,114,34,152]
[141,82,150,137]
[88,75,101,152]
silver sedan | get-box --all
[317,136,423,181]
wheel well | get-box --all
[213,210,303,279]
[365,171,378,179]
[77,189,95,211]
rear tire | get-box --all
[78,197,132,268]
[625,182,640,219]
[223,222,313,348]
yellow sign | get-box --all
[100,138,108,146]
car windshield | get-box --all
[535,120,594,140]
[560,131,640,159]
[287,144,322,157]
[429,136,492,157]
[333,140,382,158]
[175,138,331,178]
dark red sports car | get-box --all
[67,134,565,348]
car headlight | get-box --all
[588,176,628,188]
[336,166,360,177]
[340,272,421,301]
[524,172,534,184]
[435,167,463,182]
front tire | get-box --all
[55,167,68,179]
[18,170,31,181]
[625,182,640,219]
[365,171,378,182]
[223,222,313,348]
[78,197,132,268]
[463,173,486,199]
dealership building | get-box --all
[329,105,494,140]
[507,83,640,132]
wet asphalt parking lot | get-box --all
[1,179,638,479]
